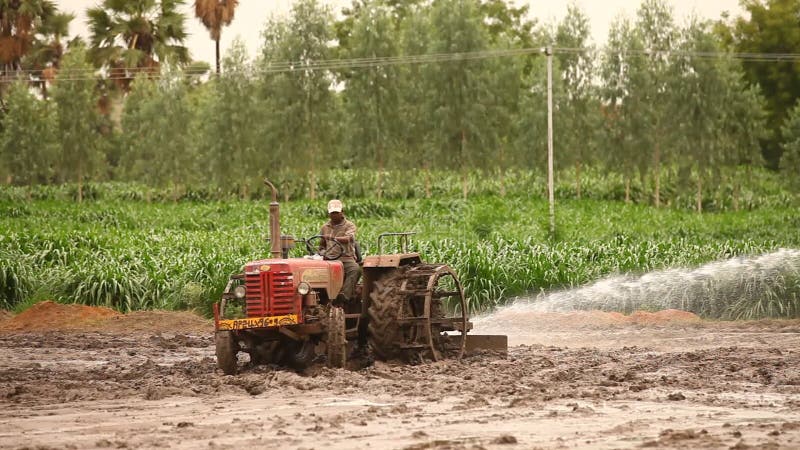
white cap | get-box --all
[327,199,343,213]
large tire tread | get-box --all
[367,268,410,361]
[215,331,238,375]
[327,306,347,368]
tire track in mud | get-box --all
[1,310,800,449]
[1,329,798,409]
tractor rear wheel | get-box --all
[367,264,468,363]
[367,269,407,360]
[215,331,238,375]
[326,306,346,368]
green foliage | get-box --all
[426,0,492,198]
[669,19,768,211]
[599,16,648,199]
[716,0,800,168]
[340,1,400,196]
[0,166,795,210]
[780,100,800,190]
[87,0,189,70]
[394,3,434,179]
[0,0,795,220]
[0,82,57,187]
[256,0,338,200]
[631,0,679,207]
[1,193,799,320]
[0,0,66,82]
[554,4,601,197]
[197,40,265,197]
[51,46,106,201]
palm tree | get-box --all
[194,0,238,74]
[24,10,76,98]
[0,0,57,79]
[87,0,190,89]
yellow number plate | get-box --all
[218,314,298,331]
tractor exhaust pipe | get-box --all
[264,179,282,259]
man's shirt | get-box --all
[320,218,357,261]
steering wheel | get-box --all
[305,235,345,260]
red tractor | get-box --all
[213,180,505,374]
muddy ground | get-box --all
[1,303,799,449]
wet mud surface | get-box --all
[1,305,799,449]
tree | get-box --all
[599,15,648,203]
[426,0,490,199]
[119,67,195,198]
[480,1,533,197]
[196,39,263,198]
[555,3,599,199]
[479,0,535,49]
[395,2,435,197]
[50,46,105,202]
[719,73,768,210]
[87,0,190,89]
[194,0,238,75]
[256,0,337,200]
[716,0,800,169]
[0,81,56,191]
[119,75,156,184]
[515,53,549,192]
[670,18,769,212]
[632,0,678,207]
[671,18,720,212]
[780,100,800,191]
[23,9,76,98]
[339,1,400,199]
[479,43,523,197]
[0,0,56,79]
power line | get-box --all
[1,47,544,82]
[3,46,800,84]
[558,46,800,61]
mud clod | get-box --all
[667,392,686,401]
[491,435,518,444]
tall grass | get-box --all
[0,166,796,210]
[1,194,799,319]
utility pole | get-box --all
[546,46,555,239]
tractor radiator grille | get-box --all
[244,270,295,317]
[245,272,266,316]
[268,271,295,315]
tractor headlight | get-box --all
[234,285,247,299]
[297,282,311,295]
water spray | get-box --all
[476,249,800,329]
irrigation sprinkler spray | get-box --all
[474,249,800,332]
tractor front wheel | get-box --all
[327,306,346,368]
[284,339,316,371]
[215,331,238,375]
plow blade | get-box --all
[465,334,508,355]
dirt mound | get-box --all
[628,309,701,325]
[536,309,701,328]
[527,311,630,329]
[0,301,121,332]
[475,308,703,337]
[95,310,212,334]
[0,301,211,334]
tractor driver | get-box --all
[319,199,361,302]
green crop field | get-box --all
[2,182,799,320]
